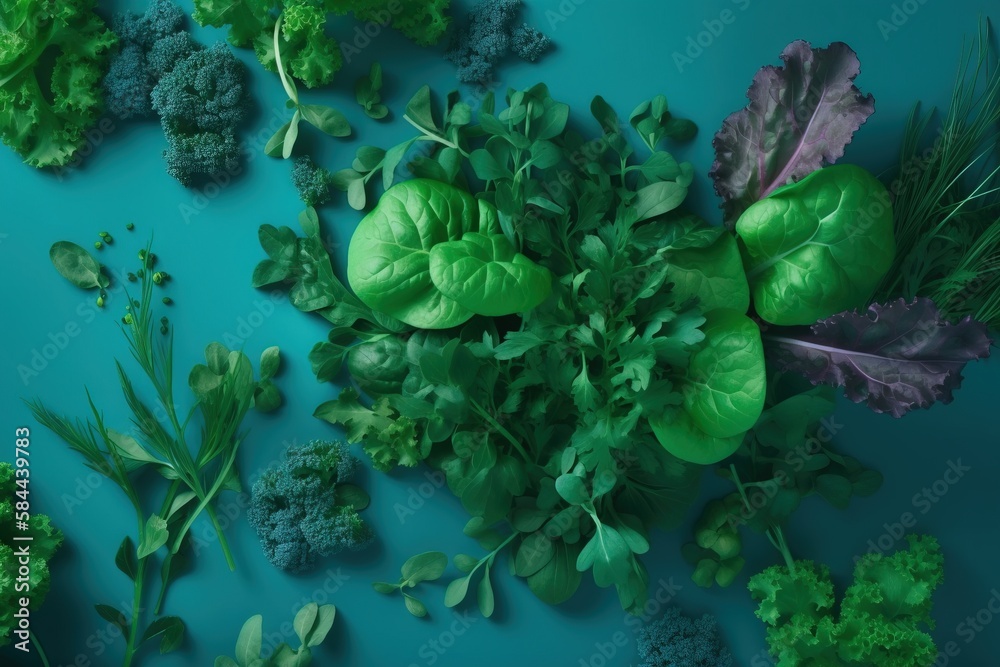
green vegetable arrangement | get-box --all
[0,0,116,167]
[257,83,772,613]
[0,462,62,659]
[252,35,994,664]
[30,245,283,666]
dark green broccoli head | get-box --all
[637,606,733,667]
[161,127,242,186]
[291,156,334,208]
[152,43,250,135]
[104,0,189,120]
[248,440,372,574]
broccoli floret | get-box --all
[152,43,249,185]
[147,32,200,79]
[104,0,188,120]
[152,43,249,134]
[104,42,154,119]
[291,156,334,207]
[248,440,373,574]
[637,606,733,667]
[1,463,63,647]
[446,0,550,84]
[510,23,551,62]
[161,127,243,186]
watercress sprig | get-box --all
[266,14,351,159]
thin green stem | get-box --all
[401,115,469,155]
[273,14,298,104]
[122,557,148,667]
[28,630,50,667]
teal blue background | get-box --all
[2,0,998,665]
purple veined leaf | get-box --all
[710,40,876,226]
[765,298,992,418]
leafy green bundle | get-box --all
[30,245,282,666]
[871,21,1000,329]
[257,84,762,613]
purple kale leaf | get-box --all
[710,40,876,226]
[765,298,992,417]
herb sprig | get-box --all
[30,243,282,666]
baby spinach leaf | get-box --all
[682,309,766,438]
[662,217,750,313]
[401,551,448,584]
[650,407,745,466]
[50,241,109,289]
[347,179,503,329]
[736,164,895,325]
[429,232,552,316]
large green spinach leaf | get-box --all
[347,179,503,329]
[429,232,552,316]
[735,164,894,325]
[650,309,765,463]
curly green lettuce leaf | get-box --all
[0,0,116,167]
[314,387,430,471]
